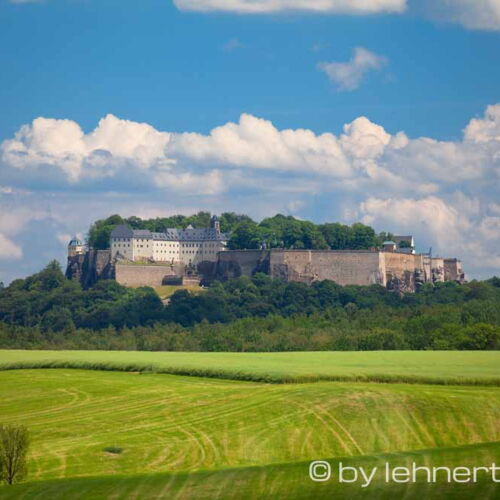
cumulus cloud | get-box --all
[2,105,500,194]
[1,104,500,279]
[318,48,388,91]
[168,113,351,177]
[464,104,500,143]
[0,114,228,194]
[0,233,22,260]
[173,0,407,15]
[361,195,500,275]
[1,114,173,182]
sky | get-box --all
[0,0,499,283]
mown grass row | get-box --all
[1,359,500,386]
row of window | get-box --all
[112,238,222,246]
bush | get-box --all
[103,446,123,454]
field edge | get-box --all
[1,359,500,387]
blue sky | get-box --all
[0,0,499,282]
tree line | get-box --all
[0,261,499,351]
[88,212,394,251]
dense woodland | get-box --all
[1,261,499,351]
[88,212,394,251]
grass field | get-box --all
[153,284,204,300]
[1,350,499,385]
[3,443,500,499]
[1,351,499,498]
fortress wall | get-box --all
[444,259,463,282]
[215,250,270,281]
[382,252,421,277]
[432,257,445,282]
[270,250,384,286]
[115,264,179,287]
[381,252,424,292]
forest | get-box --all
[0,261,499,352]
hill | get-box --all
[3,443,500,499]
[0,366,499,498]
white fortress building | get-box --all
[110,215,229,266]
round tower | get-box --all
[68,237,85,257]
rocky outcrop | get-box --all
[66,249,114,288]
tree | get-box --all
[349,223,378,249]
[0,424,30,485]
[87,214,124,249]
[228,221,263,250]
[319,222,351,249]
[219,212,255,233]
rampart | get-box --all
[269,250,384,286]
[215,250,270,281]
[214,249,428,291]
[68,247,464,293]
[115,263,183,287]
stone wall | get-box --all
[444,258,465,282]
[269,250,384,286]
[68,246,462,292]
[381,252,423,293]
[213,249,434,292]
[431,257,445,283]
[115,263,183,287]
[215,250,270,281]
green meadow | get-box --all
[1,350,500,385]
[0,351,499,498]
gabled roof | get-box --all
[110,225,134,238]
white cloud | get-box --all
[1,114,173,182]
[361,196,466,249]
[0,114,226,194]
[11,0,500,31]
[339,116,392,158]
[417,0,500,31]
[2,105,500,193]
[173,0,407,15]
[168,113,351,177]
[173,0,500,31]
[0,233,22,260]
[318,47,388,91]
[464,104,500,143]
[360,195,500,274]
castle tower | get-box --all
[211,215,221,235]
[68,237,85,257]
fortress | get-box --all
[66,218,465,293]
